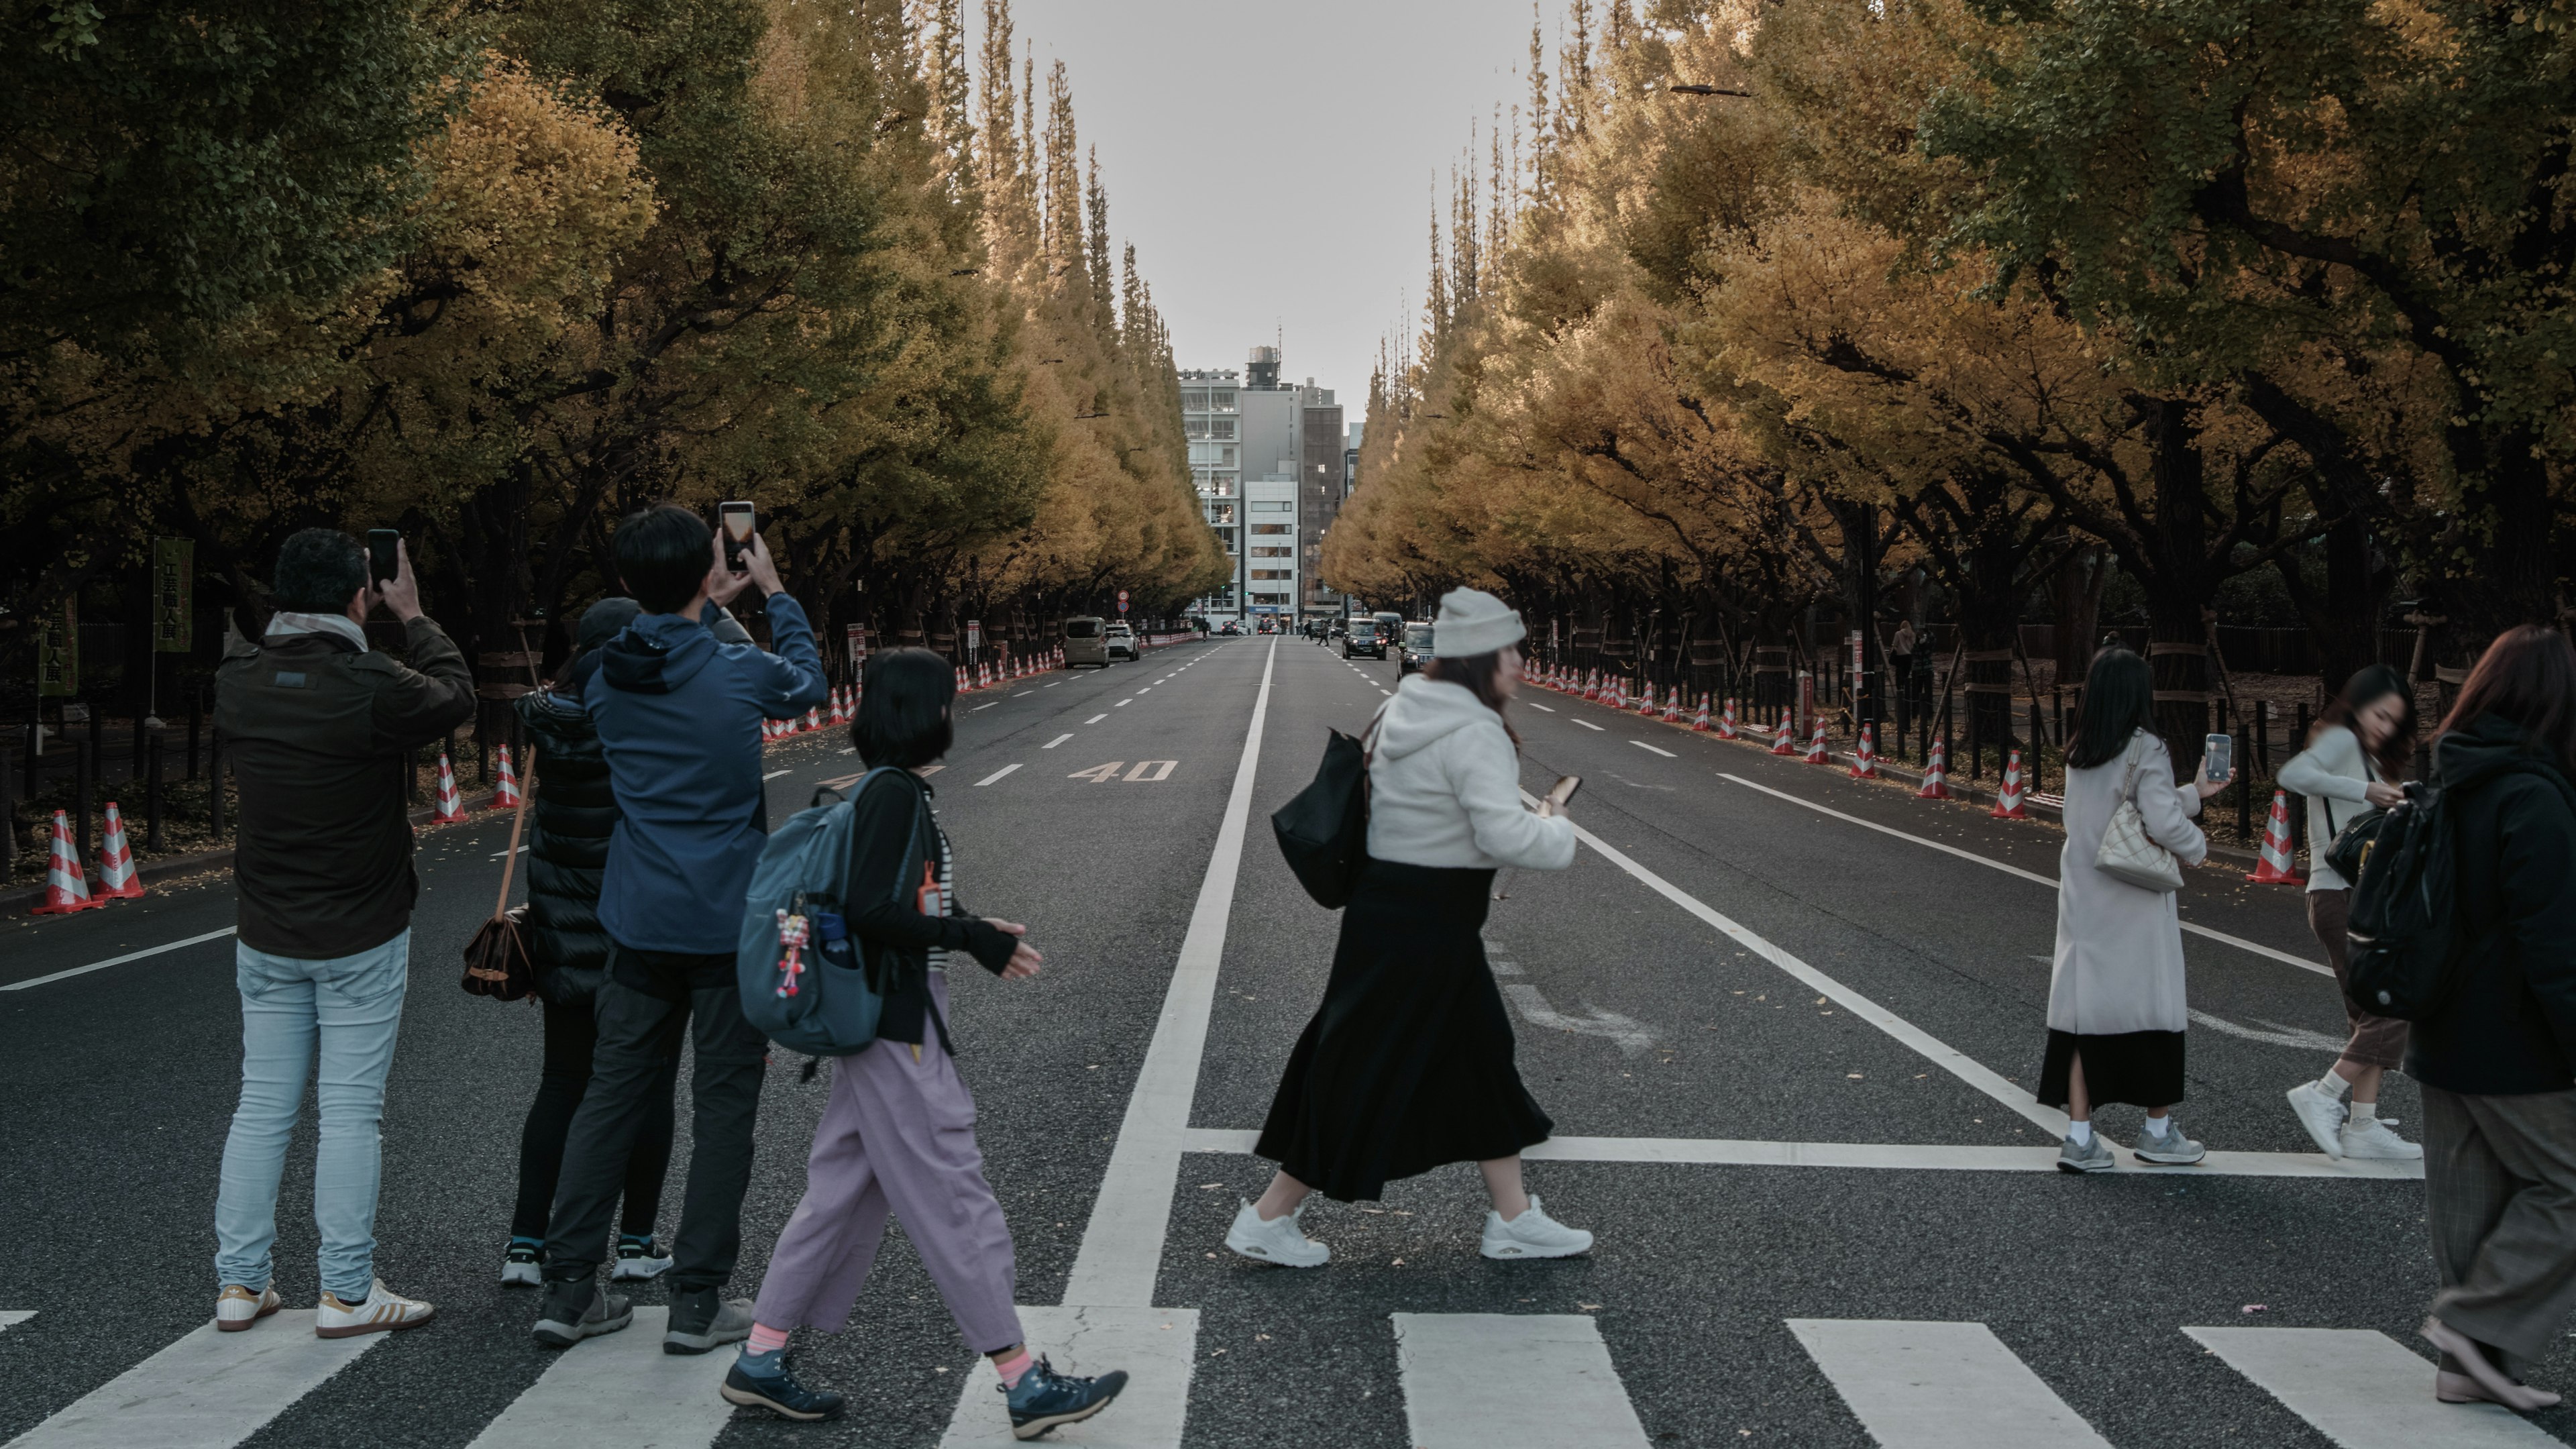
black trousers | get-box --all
[512,996,679,1242]
[543,949,769,1292]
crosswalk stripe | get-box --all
[0,1311,32,1333]
[1787,1318,2111,1448]
[2185,1326,2563,1448]
[465,1309,735,1449]
[937,1305,1199,1447]
[3,1312,384,1449]
[1392,1313,1650,1449]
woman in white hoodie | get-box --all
[1230,588,1589,1267]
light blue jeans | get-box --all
[213,930,409,1300]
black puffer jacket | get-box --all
[2413,714,2576,1095]
[519,651,618,1006]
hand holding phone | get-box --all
[1538,774,1580,817]
[368,529,400,586]
[2202,732,2233,785]
[718,502,755,570]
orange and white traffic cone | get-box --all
[806,705,822,733]
[1917,738,1951,799]
[1583,670,1599,702]
[1693,694,1712,731]
[1717,698,1739,739]
[1991,748,2029,818]
[1850,724,1878,780]
[2247,790,2304,883]
[492,745,523,810]
[1771,710,1799,756]
[1805,716,1831,765]
[433,751,467,823]
[1638,682,1657,716]
[96,802,143,899]
[1662,686,1682,723]
[33,810,99,914]
[955,666,969,694]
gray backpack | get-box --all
[735,767,920,1055]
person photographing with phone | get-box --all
[1232,587,1591,1269]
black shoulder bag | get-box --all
[1271,721,1378,908]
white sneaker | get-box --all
[215,1284,281,1332]
[1481,1196,1594,1260]
[2341,1113,2424,1160]
[315,1279,436,1339]
[1224,1199,1330,1267]
[2286,1081,2349,1159]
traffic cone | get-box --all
[977,662,990,690]
[1638,681,1658,716]
[1583,669,1599,701]
[1717,698,1739,740]
[1805,715,1830,765]
[433,751,466,823]
[1991,748,2029,818]
[2248,790,2304,883]
[955,666,969,694]
[32,810,99,914]
[1661,686,1681,723]
[1850,724,1878,780]
[1917,738,1951,799]
[96,802,143,899]
[492,745,522,810]
[806,706,822,733]
[1771,710,1799,755]
[1693,694,1711,731]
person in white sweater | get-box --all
[1232,588,1589,1268]
[2277,664,2422,1160]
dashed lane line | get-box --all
[3,927,239,993]
[1630,741,1676,757]
[762,769,791,780]
[1085,714,1108,724]
[1527,702,1556,712]
[1042,733,1073,749]
[1573,719,1605,732]
[974,764,1021,787]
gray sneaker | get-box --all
[2132,1120,2207,1165]
[2056,1132,2115,1174]
[532,1283,633,1349]
[664,1288,755,1355]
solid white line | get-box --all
[5,1313,384,1449]
[466,1308,733,1449]
[1789,1319,2112,1448]
[1042,733,1073,749]
[1527,703,1556,712]
[1717,773,2333,976]
[1630,741,1676,757]
[3,927,239,993]
[1394,1314,1651,1449]
[1536,796,2068,1136]
[1085,714,1108,724]
[2184,1328,2555,1448]
[1061,639,1277,1307]
[1574,719,1605,731]
[762,769,791,780]
[973,763,1022,787]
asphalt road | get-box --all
[0,635,2559,1449]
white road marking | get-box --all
[940,1305,1198,1447]
[1044,681,1059,687]
[762,769,791,780]
[2185,1327,2557,1448]
[1042,733,1073,749]
[1123,761,1178,782]
[971,701,998,711]
[0,1310,32,1332]
[490,844,530,859]
[1501,983,1656,1056]
[1379,688,1391,696]
[2190,1010,2351,1052]
[1527,702,1556,712]
[839,746,856,753]
[1719,773,2332,975]
[973,764,1021,787]
[3,926,238,993]
[466,1308,733,1449]
[1115,699,1132,707]
[1062,640,1275,1307]
[1630,741,1676,757]
[1393,1314,1651,1449]
[5,1313,384,1449]
[1136,688,1150,694]
[1789,1318,2112,1448]
[1086,714,1108,724]
[1574,719,1605,731]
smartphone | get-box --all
[718,501,755,570]
[1546,775,1582,810]
[2203,733,2233,784]
[367,529,400,586]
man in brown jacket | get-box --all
[209,528,474,1340]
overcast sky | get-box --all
[993,0,1544,413]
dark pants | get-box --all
[543,949,769,1293]
[2306,889,2409,1070]
[513,996,678,1242]
[2424,1083,2576,1377]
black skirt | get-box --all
[2036,1028,2186,1110]
[1254,859,1554,1201]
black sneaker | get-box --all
[531,1282,632,1349]
[720,1360,846,1421]
[1003,1356,1128,1440]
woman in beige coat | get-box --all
[2043,647,2231,1172]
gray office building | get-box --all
[1182,345,1347,625]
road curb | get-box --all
[7,802,465,918]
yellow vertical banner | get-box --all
[36,596,77,697]
[153,537,194,654]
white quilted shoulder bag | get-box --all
[2095,735,2184,893]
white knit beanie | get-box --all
[1432,587,1525,658]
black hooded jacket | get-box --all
[517,649,618,1004]
[2414,714,2576,1095]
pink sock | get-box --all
[747,1324,791,1356]
[994,1348,1034,1387]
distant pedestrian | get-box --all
[2041,646,2229,1173]
[531,506,828,1355]
[720,649,1128,1438]
[2412,625,2576,1413]
[1232,586,1589,1267]
[2278,665,2422,1160]
[211,530,473,1336]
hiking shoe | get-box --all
[611,1234,672,1281]
[315,1280,435,1338]
[1480,1195,1593,1260]
[665,1288,754,1355]
[2341,1114,2424,1161]
[1225,1199,1329,1268]
[531,1283,631,1349]
[2286,1081,2349,1158]
[2132,1121,2207,1165]
[720,1359,846,1421]
[1004,1356,1128,1440]
[215,1284,282,1332]
[2057,1132,2116,1174]
[500,1240,542,1287]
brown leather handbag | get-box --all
[462,758,539,1001]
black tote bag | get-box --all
[1272,727,1373,908]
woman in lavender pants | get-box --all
[720,649,1126,1441]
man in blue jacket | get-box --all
[535,504,828,1354]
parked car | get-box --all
[1105,621,1139,660]
[1399,621,1436,674]
[1342,617,1388,659]
[1062,615,1109,667]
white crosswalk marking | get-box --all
[466,1309,735,1449]
[1392,1313,1650,1449]
[1788,1318,2111,1448]
[2186,1326,2563,1448]
[0,1311,31,1333]
[937,1305,1199,1447]
[4,1313,384,1449]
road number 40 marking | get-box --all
[1067,760,1177,783]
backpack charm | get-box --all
[774,910,812,998]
